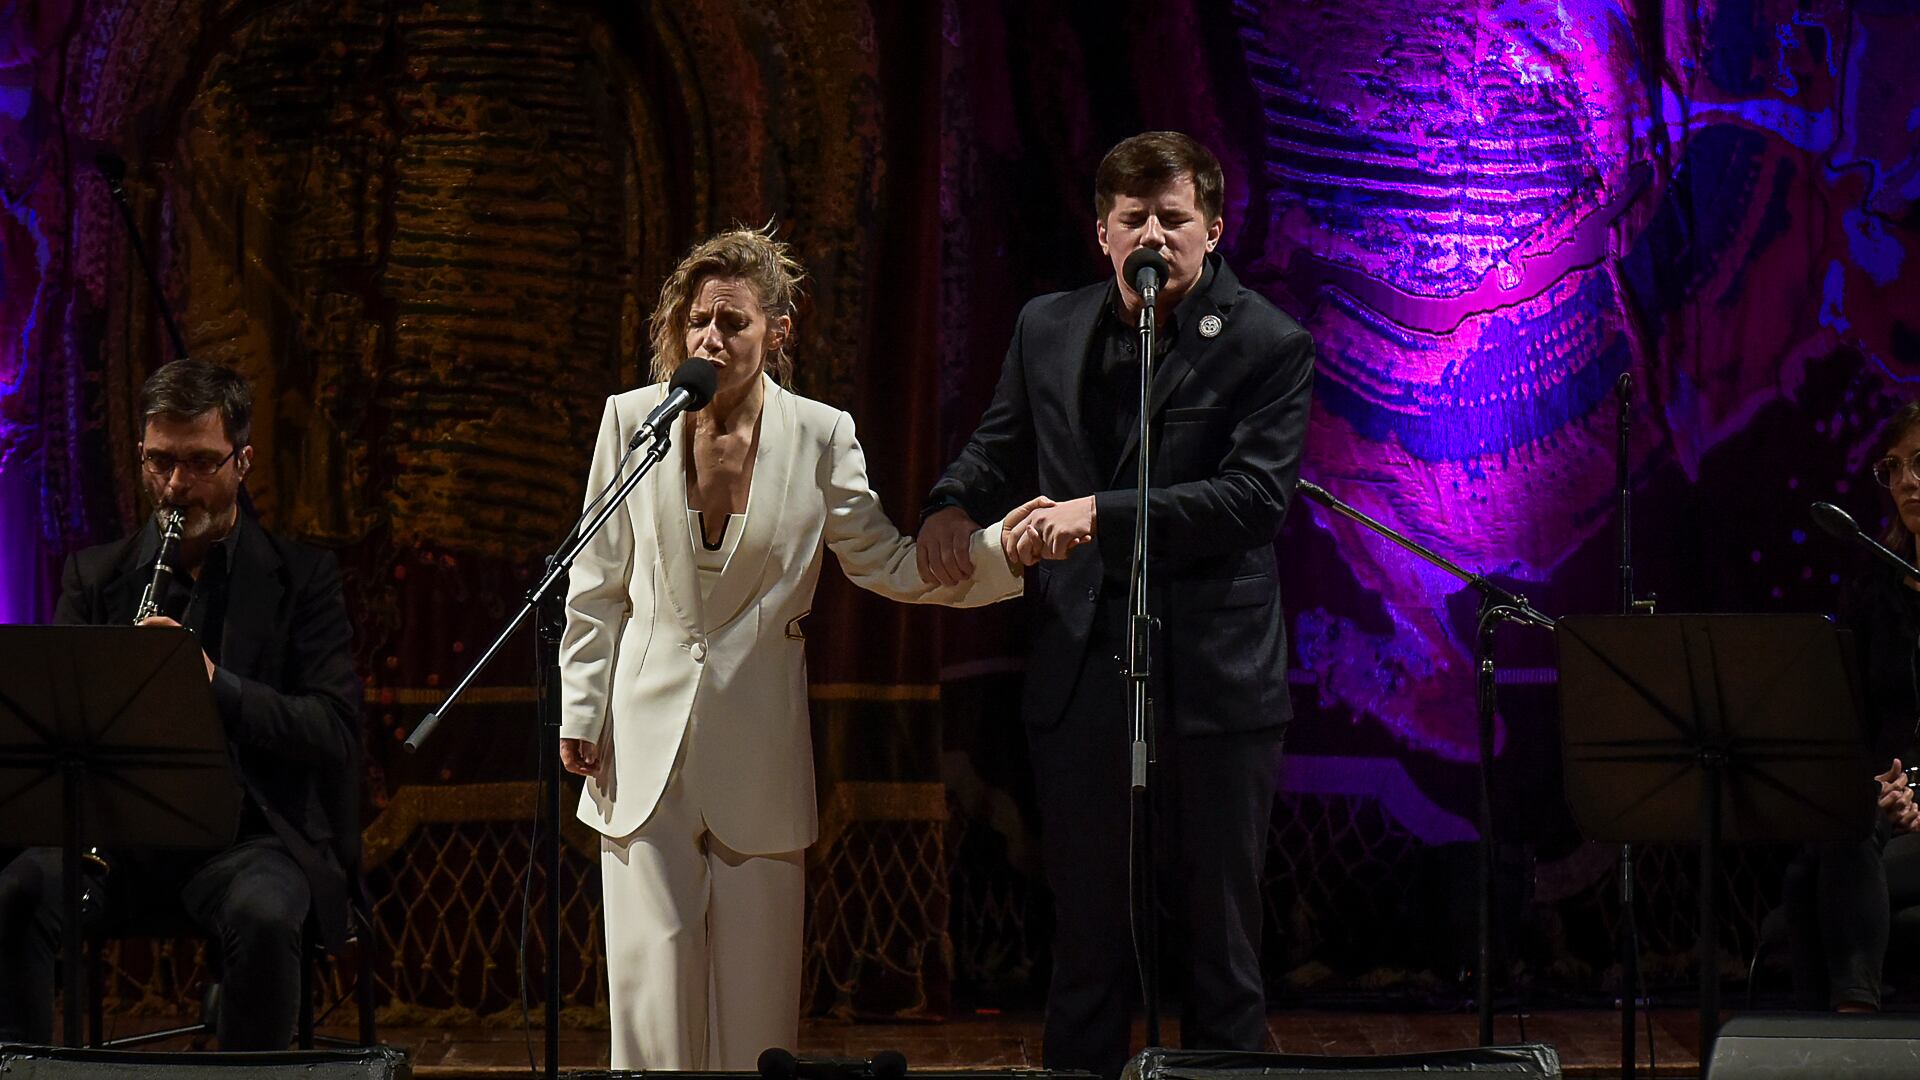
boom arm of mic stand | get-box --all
[100,174,191,363]
[405,430,672,752]
[1294,479,1555,630]
[1857,533,1920,583]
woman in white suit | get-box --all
[558,228,1036,1071]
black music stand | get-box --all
[0,625,242,1046]
[1556,614,1875,1060]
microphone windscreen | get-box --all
[870,1049,908,1080]
[1810,501,1860,541]
[758,1047,798,1080]
[672,356,720,410]
[1123,247,1170,292]
[95,152,128,182]
[1294,478,1334,506]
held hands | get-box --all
[1004,495,1096,565]
[138,615,215,680]
[1878,759,1920,833]
[999,495,1057,569]
[917,506,980,587]
[922,495,1095,582]
[561,737,604,779]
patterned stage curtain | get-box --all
[6,0,1918,1015]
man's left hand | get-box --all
[139,615,216,681]
[1019,496,1096,560]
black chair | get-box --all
[1748,900,1920,1009]
[85,734,377,1050]
[85,878,378,1050]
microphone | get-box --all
[1811,501,1920,582]
[758,1048,907,1080]
[1123,247,1169,300]
[1295,478,1334,506]
[627,357,719,451]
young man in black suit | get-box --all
[918,132,1315,1079]
[0,360,360,1050]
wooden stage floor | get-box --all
[77,1007,1719,1077]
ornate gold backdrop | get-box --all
[14,0,971,1024]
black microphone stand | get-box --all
[405,425,674,1080]
[1127,269,1162,1048]
[1294,480,1554,1046]
[97,157,190,363]
[1613,373,1648,1080]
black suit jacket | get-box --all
[931,254,1315,733]
[54,509,361,949]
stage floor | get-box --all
[79,1007,1716,1077]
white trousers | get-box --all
[599,761,805,1071]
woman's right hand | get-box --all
[561,737,603,778]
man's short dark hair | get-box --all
[139,360,253,448]
[1094,131,1225,223]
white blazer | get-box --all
[560,376,1022,851]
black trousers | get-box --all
[0,836,311,1050]
[1784,825,1920,1010]
[1029,619,1283,1080]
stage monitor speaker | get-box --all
[1706,1014,1920,1079]
[568,1073,1095,1080]
[1122,1046,1562,1078]
[0,1045,409,1078]
[570,1073,1096,1080]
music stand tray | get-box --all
[0,625,243,1046]
[1556,613,1875,1055]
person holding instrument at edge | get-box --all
[1785,400,1920,1012]
[916,132,1317,1079]
[558,226,1045,1071]
[0,359,361,1051]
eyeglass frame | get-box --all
[139,445,241,481]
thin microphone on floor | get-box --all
[758,1047,908,1080]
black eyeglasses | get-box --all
[140,446,239,480]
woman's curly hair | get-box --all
[647,225,807,386]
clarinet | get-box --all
[134,508,185,623]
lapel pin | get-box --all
[1199,314,1223,339]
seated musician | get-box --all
[1783,400,1920,1010]
[0,359,359,1049]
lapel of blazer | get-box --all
[102,519,162,623]
[220,512,284,678]
[649,388,706,638]
[1109,254,1235,478]
[1057,284,1107,495]
[701,376,792,631]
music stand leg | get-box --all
[1699,758,1723,1059]
[1621,843,1638,1079]
[61,761,85,1047]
